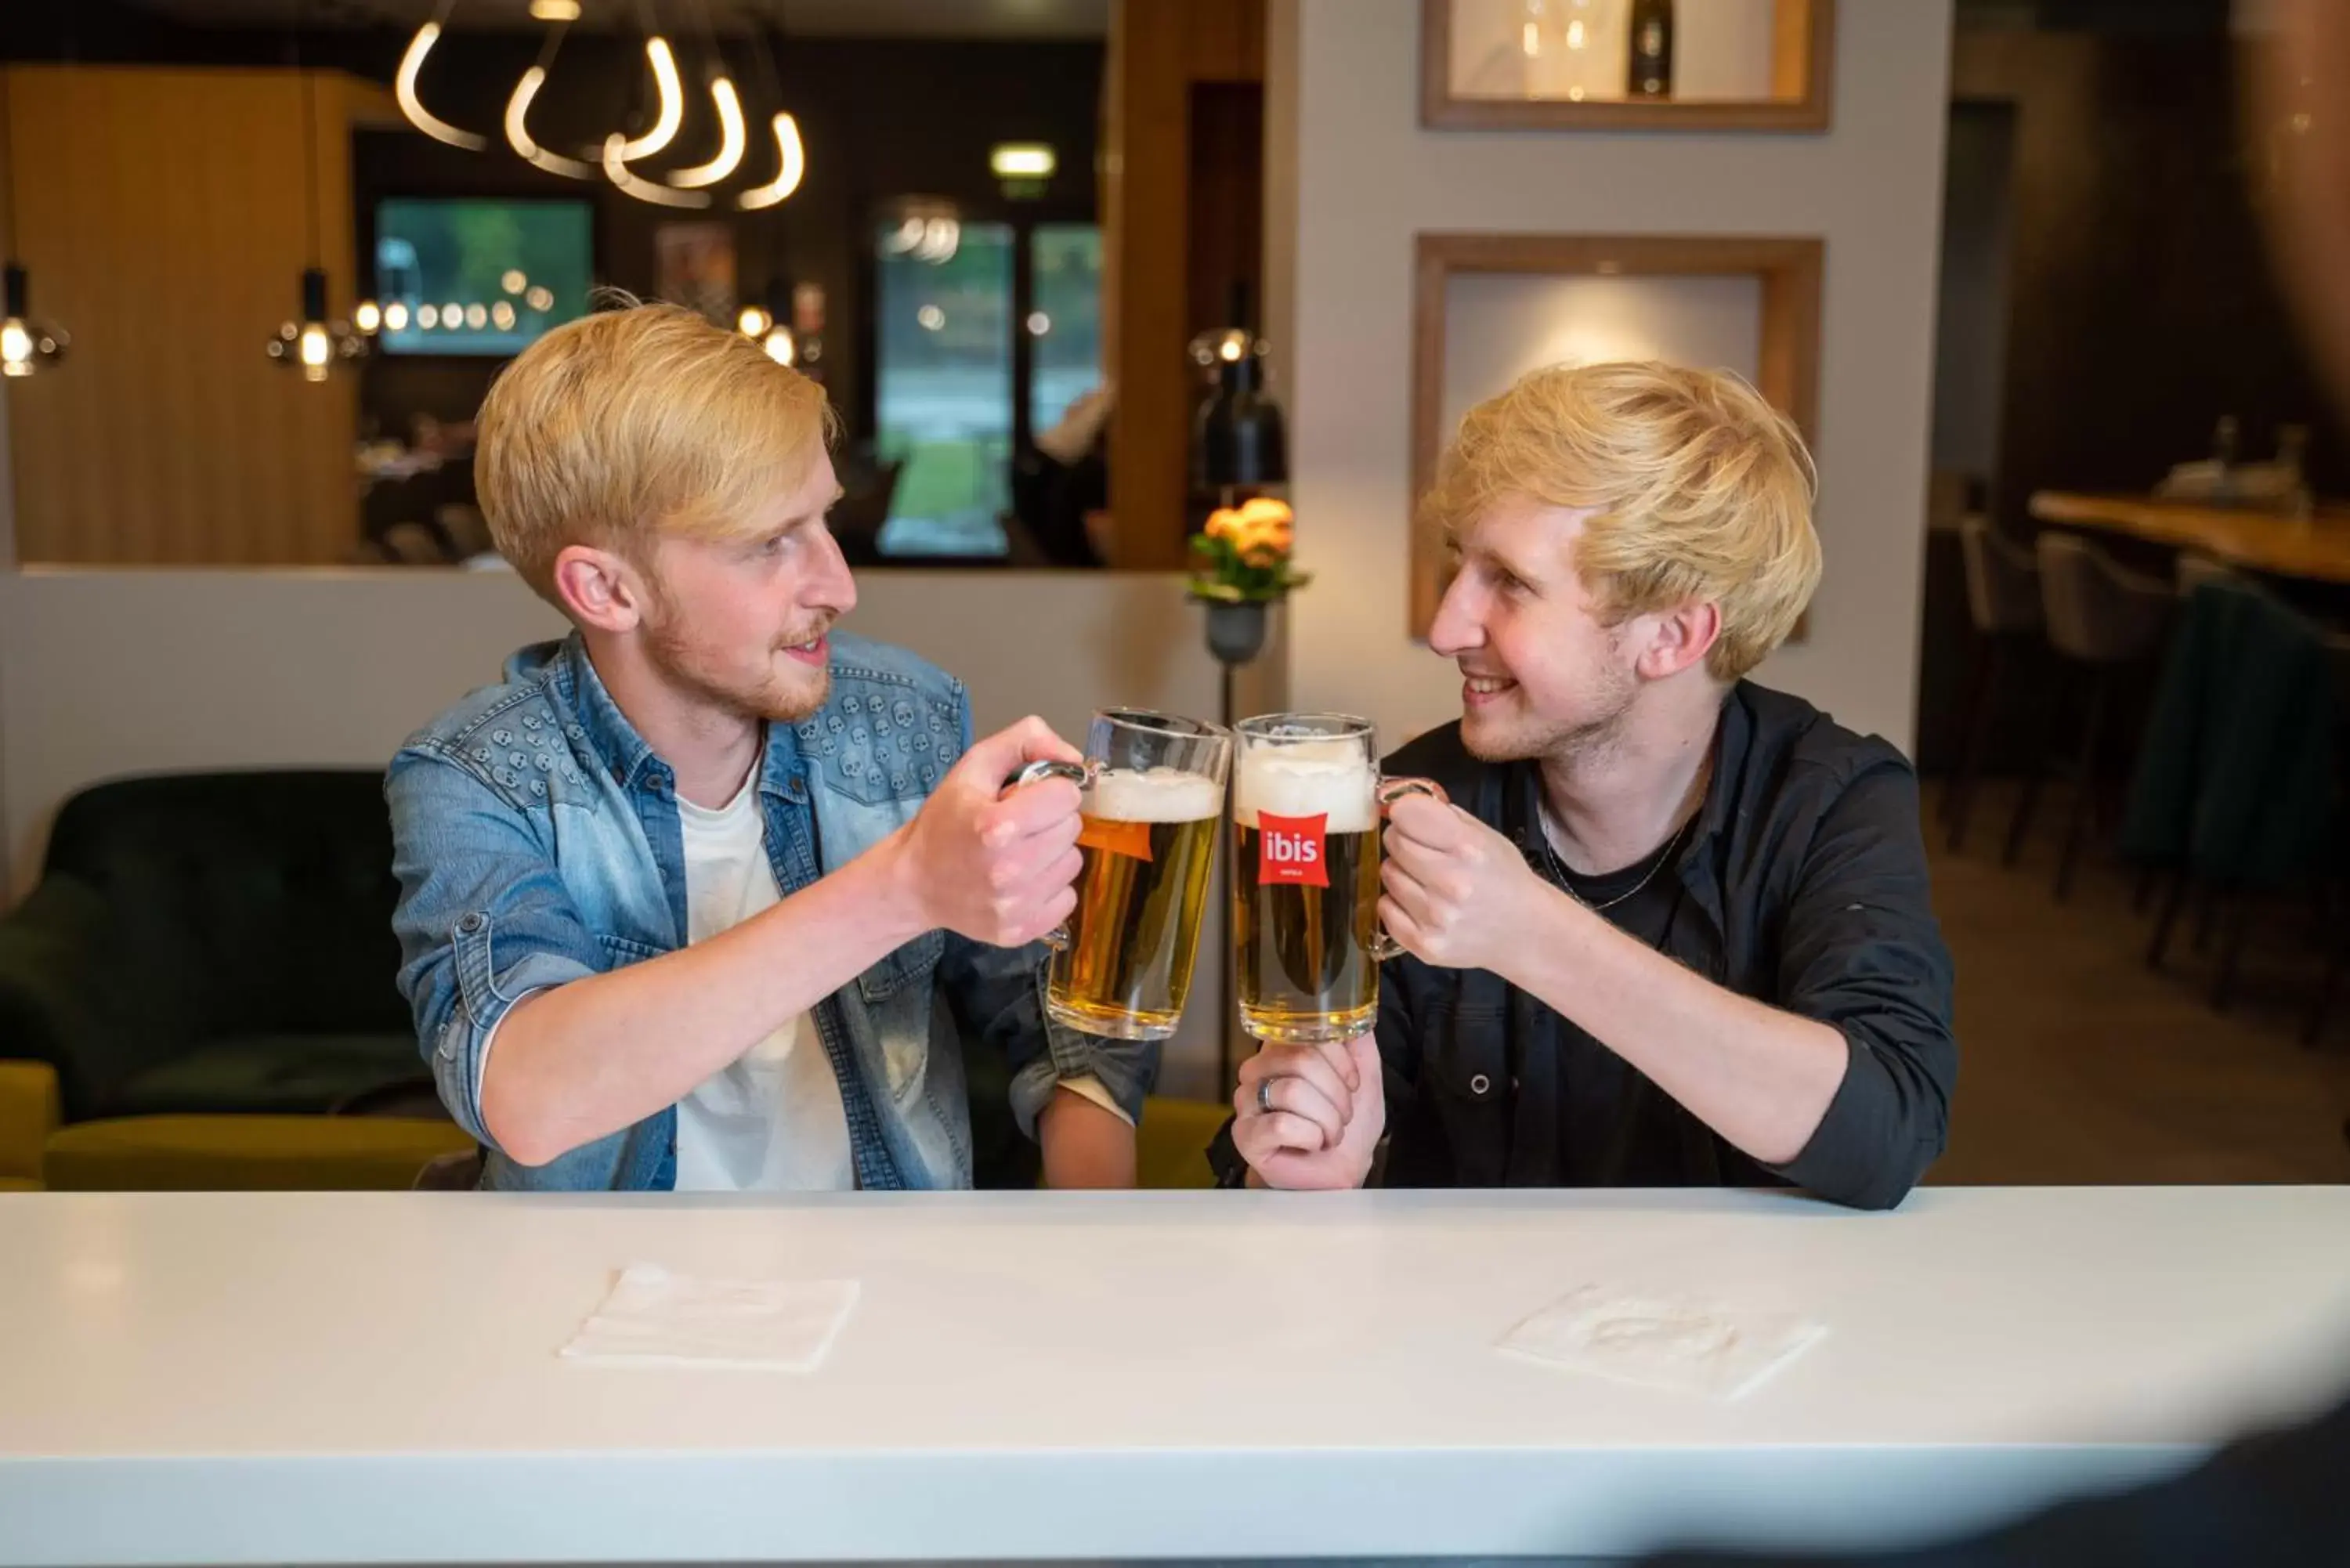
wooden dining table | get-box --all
[2030,490,2350,584]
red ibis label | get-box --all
[1256,811,1329,888]
[1078,815,1154,862]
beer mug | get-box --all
[1023,710,1231,1042]
[1231,714,1435,1046]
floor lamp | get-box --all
[1189,317,1289,1097]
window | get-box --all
[373,198,592,356]
[1029,224,1104,435]
[871,219,1104,559]
[874,222,1015,558]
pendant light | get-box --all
[737,7,804,210]
[0,69,67,377]
[600,6,697,208]
[504,13,595,179]
[265,37,366,381]
[667,74,746,189]
[396,0,487,151]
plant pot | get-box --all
[1202,598,1270,665]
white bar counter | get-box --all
[4,1186,2348,1566]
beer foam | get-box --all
[1084,766,1224,824]
[1234,743,1378,833]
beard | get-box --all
[642,582,834,725]
[1460,649,1639,767]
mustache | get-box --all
[776,614,837,650]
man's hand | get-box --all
[1379,793,1549,978]
[894,716,1085,947]
[1231,1033,1383,1190]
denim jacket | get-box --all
[385,633,1154,1191]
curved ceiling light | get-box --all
[613,38,685,162]
[667,77,746,188]
[737,113,805,210]
[396,19,487,151]
[506,65,595,179]
[602,133,709,208]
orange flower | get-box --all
[1204,506,1244,542]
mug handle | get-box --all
[1009,758,1094,950]
[1368,777,1448,962]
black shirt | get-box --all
[1516,810,1730,1194]
[1212,681,1958,1210]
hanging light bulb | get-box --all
[763,323,795,365]
[266,267,367,383]
[353,299,382,334]
[602,132,709,208]
[267,49,363,381]
[613,38,685,162]
[737,305,772,338]
[667,77,746,189]
[0,263,68,378]
[396,16,487,151]
[506,63,596,179]
[738,113,805,209]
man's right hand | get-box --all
[1231,1032,1384,1190]
[894,715,1086,948]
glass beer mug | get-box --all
[1021,710,1231,1042]
[1231,714,1436,1046]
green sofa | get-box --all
[0,771,423,1125]
[0,768,1221,1192]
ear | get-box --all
[551,544,653,634]
[1631,599,1723,681]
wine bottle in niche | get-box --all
[1629,0,1674,97]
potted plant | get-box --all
[1188,497,1308,665]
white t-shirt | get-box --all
[671,775,855,1192]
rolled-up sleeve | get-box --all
[385,750,601,1149]
[1769,761,1958,1211]
[941,934,1158,1136]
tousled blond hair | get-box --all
[1420,361,1820,682]
[475,298,837,607]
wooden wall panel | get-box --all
[1102,3,1198,571]
[5,66,360,565]
[1101,0,1267,572]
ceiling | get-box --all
[119,0,1112,38]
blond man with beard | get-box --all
[388,303,1145,1193]
[1219,362,1956,1210]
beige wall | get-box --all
[1273,0,1954,753]
[0,567,1266,1098]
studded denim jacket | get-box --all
[385,633,1153,1191]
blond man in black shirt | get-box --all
[1218,363,1956,1210]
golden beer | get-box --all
[1231,726,1390,1046]
[1047,770,1223,1042]
[1032,710,1231,1042]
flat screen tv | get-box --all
[373,197,593,356]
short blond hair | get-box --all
[475,299,837,605]
[1420,361,1820,681]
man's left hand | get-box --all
[1379,793,1550,977]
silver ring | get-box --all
[1256,1077,1274,1115]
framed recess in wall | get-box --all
[1422,0,1835,132]
[1408,232,1823,637]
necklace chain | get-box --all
[1536,800,1693,913]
